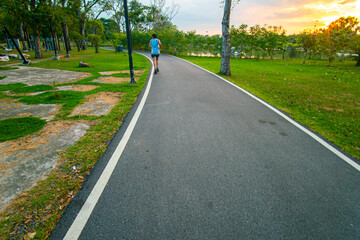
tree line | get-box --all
[1,0,359,66]
[0,0,178,57]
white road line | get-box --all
[174,56,360,172]
[63,54,154,240]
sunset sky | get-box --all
[138,0,360,35]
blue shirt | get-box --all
[150,39,160,55]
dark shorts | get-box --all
[151,54,160,59]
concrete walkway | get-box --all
[52,53,360,239]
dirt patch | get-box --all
[0,120,93,211]
[0,66,92,86]
[70,92,124,117]
[0,98,61,121]
[0,162,8,171]
[320,106,344,112]
[56,85,100,92]
[99,70,145,75]
[92,76,140,84]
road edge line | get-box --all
[174,56,360,172]
[63,54,154,239]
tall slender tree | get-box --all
[220,0,239,76]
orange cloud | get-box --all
[232,0,360,34]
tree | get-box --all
[1,0,48,58]
[328,16,359,61]
[88,19,104,53]
[299,29,316,63]
[109,0,124,32]
[77,0,107,50]
[230,24,248,57]
[349,33,360,66]
[248,24,261,58]
[148,0,179,31]
[220,0,240,76]
[264,25,286,59]
[27,0,49,58]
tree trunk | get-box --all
[55,33,60,52]
[76,40,81,52]
[220,0,231,76]
[33,27,42,58]
[61,21,71,57]
[80,20,86,50]
[340,49,345,62]
[24,28,31,51]
[356,53,360,66]
[282,48,285,59]
[303,50,307,64]
[20,22,27,51]
[77,8,87,50]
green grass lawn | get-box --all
[180,56,360,161]
[0,48,150,239]
[30,48,147,74]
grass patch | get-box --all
[0,117,46,141]
[0,67,18,71]
[0,48,150,239]
[180,56,360,161]
[11,85,54,93]
[0,76,6,80]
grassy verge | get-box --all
[180,56,360,161]
[0,48,150,239]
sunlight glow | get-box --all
[304,0,360,27]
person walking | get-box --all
[149,34,161,74]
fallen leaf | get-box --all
[25,232,36,239]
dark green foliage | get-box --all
[0,117,46,141]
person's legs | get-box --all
[156,55,159,71]
[152,55,158,73]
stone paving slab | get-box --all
[0,121,91,211]
[56,85,100,92]
[0,66,91,86]
[70,92,123,117]
[0,99,59,121]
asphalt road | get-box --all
[51,53,360,239]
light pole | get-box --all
[123,0,136,85]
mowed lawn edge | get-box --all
[0,49,150,239]
[179,56,360,162]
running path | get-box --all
[51,53,360,239]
